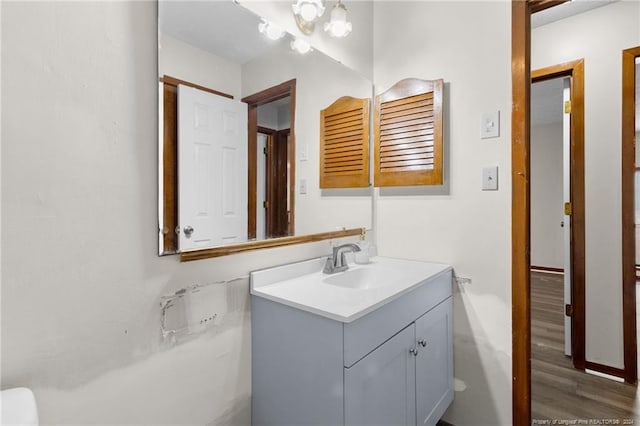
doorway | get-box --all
[256,98,293,240]
[512,2,638,423]
[530,75,573,357]
[242,79,296,240]
[530,62,586,372]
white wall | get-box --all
[532,0,640,368]
[242,48,373,236]
[159,34,241,99]
[1,2,360,424]
[373,2,512,424]
[531,122,564,269]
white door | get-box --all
[562,78,572,356]
[415,298,454,426]
[256,133,268,240]
[344,325,416,426]
[178,84,248,251]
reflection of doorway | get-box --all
[256,116,292,238]
[531,61,586,372]
[530,75,572,357]
[242,80,296,240]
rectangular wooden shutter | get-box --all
[320,96,370,188]
[374,78,444,186]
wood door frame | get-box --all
[242,79,297,240]
[532,60,586,373]
[622,46,640,385]
[512,3,532,421]
[159,75,234,254]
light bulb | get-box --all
[258,20,286,41]
[324,1,352,38]
[292,0,325,23]
[299,3,318,21]
[290,38,312,54]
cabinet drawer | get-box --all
[343,271,452,367]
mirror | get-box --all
[158,0,373,256]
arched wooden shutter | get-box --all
[374,78,444,186]
[320,96,370,188]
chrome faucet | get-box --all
[323,243,361,274]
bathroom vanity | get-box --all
[250,256,453,426]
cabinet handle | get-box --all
[418,339,427,347]
[409,348,419,356]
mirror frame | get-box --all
[180,227,364,261]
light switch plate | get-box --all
[482,166,498,191]
[299,143,309,161]
[481,111,500,139]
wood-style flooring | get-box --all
[531,271,640,422]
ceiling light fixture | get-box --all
[290,38,312,54]
[323,0,351,38]
[258,19,286,41]
[292,0,325,23]
[292,0,325,35]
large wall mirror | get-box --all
[158,0,373,258]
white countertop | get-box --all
[250,256,452,323]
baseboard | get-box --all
[531,265,564,274]
[584,361,625,381]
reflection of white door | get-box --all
[562,78,572,356]
[178,84,248,251]
[256,133,268,240]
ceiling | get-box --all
[159,0,286,65]
[531,0,619,28]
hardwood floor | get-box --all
[531,271,640,422]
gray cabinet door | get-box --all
[344,325,417,426]
[415,297,454,426]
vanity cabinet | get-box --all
[251,269,453,426]
[344,298,453,426]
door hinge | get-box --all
[263,147,268,155]
[565,304,573,317]
[564,202,572,216]
[263,200,269,209]
[564,100,572,114]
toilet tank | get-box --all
[1,388,39,426]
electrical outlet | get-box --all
[482,166,498,191]
[299,178,307,195]
[455,276,472,286]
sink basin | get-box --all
[250,256,452,322]
[323,266,394,289]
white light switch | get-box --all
[482,166,498,191]
[299,143,309,161]
[299,178,307,195]
[481,111,500,139]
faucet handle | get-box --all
[323,256,335,274]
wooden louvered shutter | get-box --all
[320,96,370,188]
[374,78,444,186]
